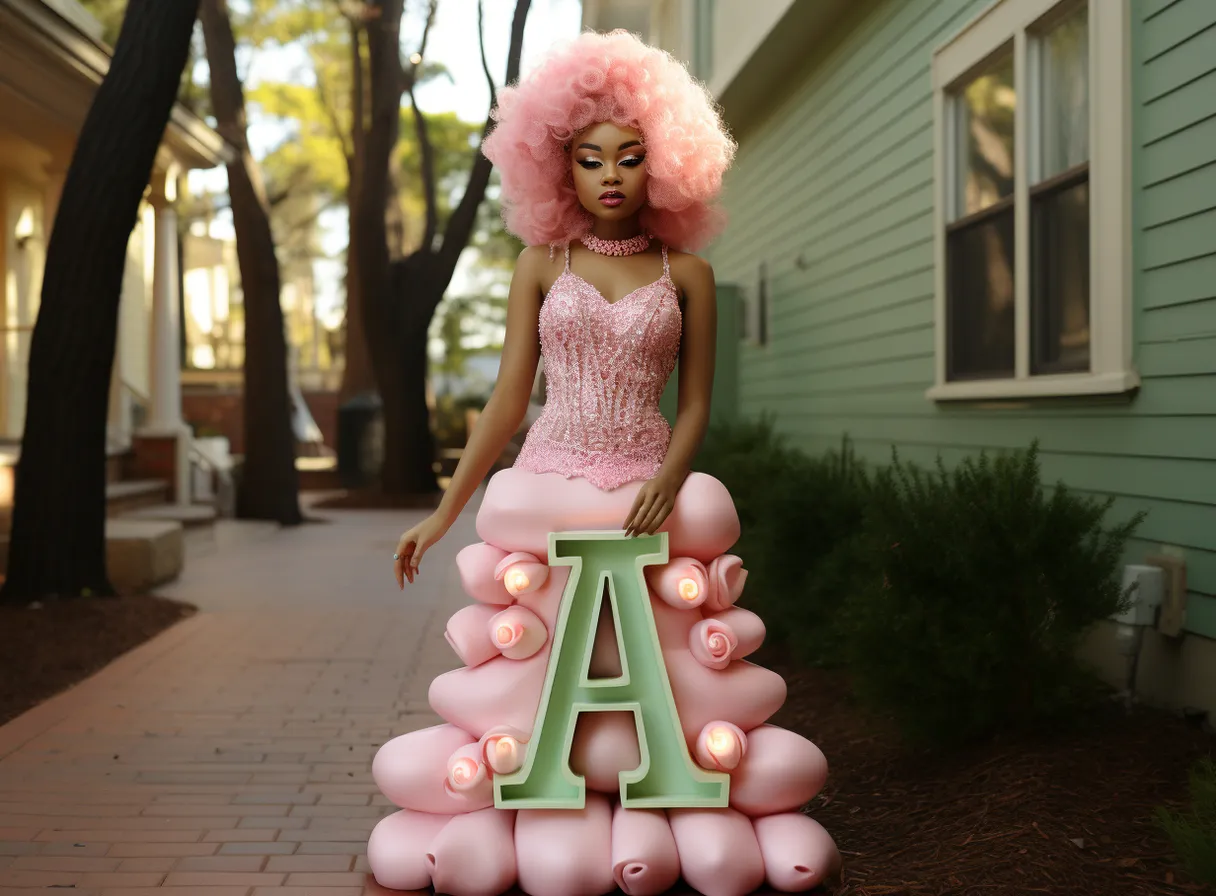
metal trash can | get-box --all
[337,391,384,488]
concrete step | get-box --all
[106,479,169,516]
[0,518,182,595]
[106,448,134,484]
[121,503,217,528]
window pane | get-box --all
[947,208,1016,380]
[1040,5,1089,180]
[955,54,1016,218]
[1032,176,1090,373]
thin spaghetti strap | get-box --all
[661,244,670,279]
[564,242,572,273]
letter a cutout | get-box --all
[495,530,729,809]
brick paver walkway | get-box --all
[0,492,476,895]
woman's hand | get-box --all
[622,471,683,537]
[393,513,452,588]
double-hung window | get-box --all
[929,0,1134,400]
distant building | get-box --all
[0,0,230,513]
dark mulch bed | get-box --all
[0,592,197,727]
[766,653,1214,896]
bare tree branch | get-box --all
[477,0,496,114]
[408,83,438,250]
[401,0,437,91]
[313,57,354,160]
[404,0,439,250]
[349,14,365,171]
[435,0,530,292]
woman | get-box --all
[371,30,839,896]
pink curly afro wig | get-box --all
[481,29,736,253]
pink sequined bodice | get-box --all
[513,244,682,491]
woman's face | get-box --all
[569,121,649,224]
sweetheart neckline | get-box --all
[547,269,676,308]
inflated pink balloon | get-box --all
[429,649,550,739]
[477,469,740,563]
[664,652,786,742]
[569,711,641,793]
[669,807,765,896]
[514,566,570,630]
[515,792,616,896]
[689,617,739,670]
[445,603,505,667]
[366,807,449,890]
[488,605,548,660]
[704,554,747,612]
[645,557,710,610]
[752,812,841,892]
[373,724,490,814]
[611,804,680,896]
[729,725,829,817]
[457,542,513,604]
[427,807,518,896]
[706,607,765,658]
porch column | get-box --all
[148,186,182,431]
[134,164,191,506]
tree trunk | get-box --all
[0,0,199,605]
[338,19,378,403]
[200,0,302,525]
[378,262,437,494]
[365,0,531,496]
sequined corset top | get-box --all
[513,244,682,491]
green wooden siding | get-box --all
[707,0,1216,637]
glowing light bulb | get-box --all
[506,567,530,595]
[707,727,733,756]
[678,576,700,602]
[483,733,524,774]
[495,624,515,646]
[409,52,423,65]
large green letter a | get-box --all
[494,530,729,810]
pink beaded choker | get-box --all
[581,232,650,257]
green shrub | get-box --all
[1155,756,1216,886]
[695,417,868,662]
[835,441,1144,745]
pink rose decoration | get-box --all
[704,554,748,612]
[694,721,747,772]
[689,618,738,671]
[479,725,529,775]
[494,551,549,597]
[645,557,709,610]
[487,606,548,660]
[444,743,490,801]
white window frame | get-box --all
[928,0,1136,401]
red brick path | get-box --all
[0,494,474,895]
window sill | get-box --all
[926,369,1140,402]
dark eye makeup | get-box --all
[576,154,646,170]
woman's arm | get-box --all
[433,245,545,527]
[623,254,717,535]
